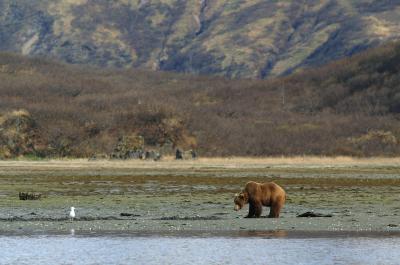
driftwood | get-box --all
[120,213,141,217]
[297,211,333,218]
[19,192,42,200]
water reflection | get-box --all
[242,230,288,238]
[1,234,400,265]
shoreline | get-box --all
[2,229,400,238]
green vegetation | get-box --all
[1,41,400,157]
[0,0,400,78]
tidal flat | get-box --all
[0,157,399,235]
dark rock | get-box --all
[176,149,198,160]
[144,150,162,161]
[175,149,183,160]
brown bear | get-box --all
[234,181,286,218]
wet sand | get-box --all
[0,158,399,235]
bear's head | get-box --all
[234,192,248,211]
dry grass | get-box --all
[1,156,399,170]
[192,156,400,167]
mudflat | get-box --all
[0,157,399,234]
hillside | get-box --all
[1,0,400,78]
[1,41,400,158]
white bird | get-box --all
[69,207,76,221]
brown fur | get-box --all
[234,181,286,218]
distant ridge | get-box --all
[0,0,400,78]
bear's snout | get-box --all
[234,204,240,211]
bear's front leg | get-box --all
[245,203,256,218]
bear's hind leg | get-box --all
[268,203,282,218]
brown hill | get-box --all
[1,41,400,158]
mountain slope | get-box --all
[1,0,400,78]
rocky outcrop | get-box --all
[110,135,145,159]
[0,110,42,158]
[110,135,162,160]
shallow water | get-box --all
[1,233,400,265]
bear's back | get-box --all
[245,181,285,197]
